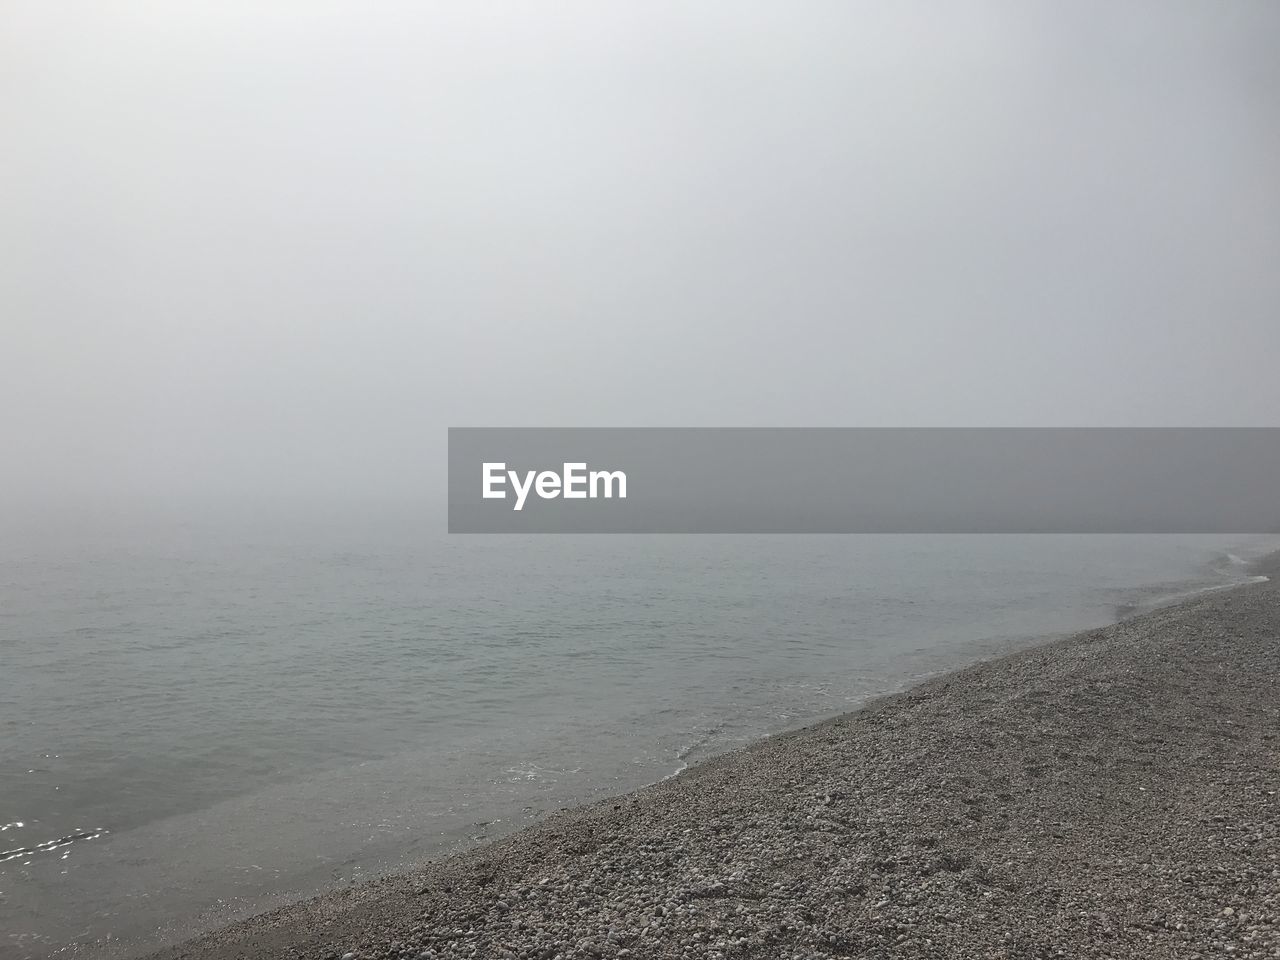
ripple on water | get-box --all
[0,827,108,864]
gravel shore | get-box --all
[149,558,1280,960]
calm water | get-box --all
[1,512,1275,958]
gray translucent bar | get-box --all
[448,428,1280,533]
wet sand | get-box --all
[147,556,1280,960]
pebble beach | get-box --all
[145,554,1280,960]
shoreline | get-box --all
[139,551,1280,960]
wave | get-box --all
[1113,555,1270,621]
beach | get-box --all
[142,553,1280,960]
[7,0,1279,955]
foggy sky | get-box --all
[3,2,1278,503]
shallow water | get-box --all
[1,512,1275,958]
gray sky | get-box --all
[3,2,1278,502]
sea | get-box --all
[1,508,1275,958]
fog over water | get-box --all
[3,1,1279,508]
[2,3,1279,959]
